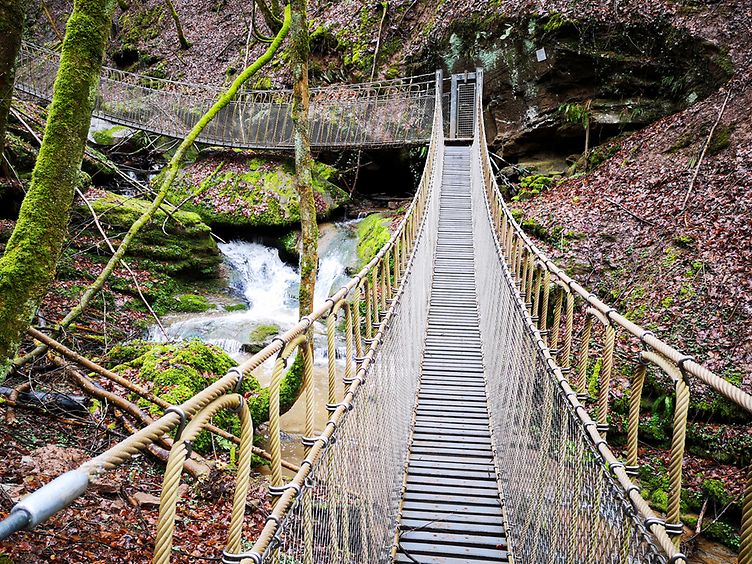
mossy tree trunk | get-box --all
[290,0,317,319]
[0,0,24,161]
[164,0,191,50]
[0,0,117,381]
[14,6,292,371]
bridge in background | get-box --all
[15,43,443,150]
[4,59,752,564]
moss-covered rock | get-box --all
[356,213,390,267]
[73,190,221,278]
[242,323,280,354]
[90,124,133,146]
[173,294,215,313]
[109,339,304,452]
[167,153,349,229]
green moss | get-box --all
[225,303,248,312]
[520,217,550,240]
[3,132,37,171]
[173,294,215,313]
[543,13,570,33]
[73,191,221,277]
[249,324,280,343]
[712,49,735,78]
[673,234,694,247]
[112,339,306,452]
[119,5,164,46]
[669,128,698,152]
[704,521,741,551]
[91,125,130,146]
[356,213,390,267]
[512,174,554,201]
[588,143,621,169]
[279,230,299,257]
[169,156,348,229]
[707,124,734,156]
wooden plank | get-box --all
[398,540,507,560]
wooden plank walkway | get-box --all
[395,145,510,563]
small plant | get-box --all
[559,101,593,162]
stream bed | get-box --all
[148,221,360,466]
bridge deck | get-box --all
[395,145,510,563]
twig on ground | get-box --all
[604,197,655,226]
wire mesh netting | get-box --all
[469,137,667,563]
[250,118,444,564]
[15,43,437,150]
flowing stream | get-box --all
[149,221,360,466]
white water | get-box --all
[148,221,360,359]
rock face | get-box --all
[74,190,221,278]
[168,153,350,230]
[422,14,733,158]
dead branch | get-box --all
[604,197,655,226]
[5,381,30,424]
[54,356,211,478]
[29,328,299,472]
[370,1,389,80]
[115,408,202,474]
[41,1,64,42]
[680,88,732,219]
[696,497,709,535]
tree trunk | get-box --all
[15,8,291,369]
[290,0,317,319]
[0,0,117,382]
[164,0,191,50]
[255,0,282,34]
[0,0,24,161]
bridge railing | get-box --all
[15,42,437,149]
[0,70,446,562]
[236,70,445,564]
[471,69,752,563]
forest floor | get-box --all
[3,0,750,562]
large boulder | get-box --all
[167,153,349,229]
[73,190,221,278]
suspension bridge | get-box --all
[4,49,752,564]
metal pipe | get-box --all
[0,510,30,541]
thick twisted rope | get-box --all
[152,393,252,564]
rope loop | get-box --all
[268,482,301,497]
[639,330,655,350]
[229,396,245,414]
[644,516,665,529]
[326,401,354,413]
[677,355,695,377]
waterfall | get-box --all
[150,221,360,358]
[220,241,299,323]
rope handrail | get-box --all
[19,42,437,96]
[472,70,751,563]
[234,70,446,564]
[0,71,446,561]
